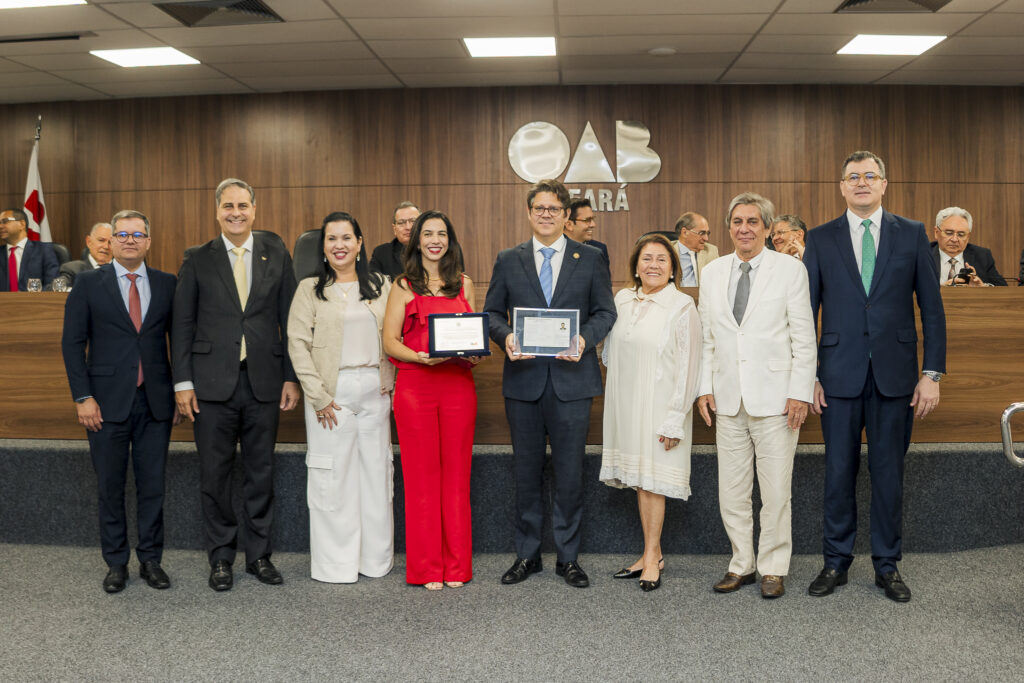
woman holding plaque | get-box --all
[382,210,480,590]
[600,233,702,592]
[287,211,394,584]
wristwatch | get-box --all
[922,371,942,383]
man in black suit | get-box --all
[484,178,616,588]
[930,206,1007,286]
[62,210,177,593]
[564,198,609,263]
[172,178,300,592]
[369,200,419,279]
[57,222,113,288]
[1,207,59,291]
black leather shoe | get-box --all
[209,560,233,592]
[555,560,590,588]
[103,565,127,594]
[140,561,170,590]
[639,571,661,593]
[501,557,542,584]
[246,557,283,585]
[613,557,664,579]
[875,570,911,602]
[808,567,848,596]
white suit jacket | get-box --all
[697,248,816,417]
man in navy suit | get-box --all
[0,207,59,291]
[804,151,946,603]
[61,210,177,593]
[564,198,609,263]
[484,178,616,588]
[930,206,1007,286]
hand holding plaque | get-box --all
[512,307,581,357]
[428,312,490,358]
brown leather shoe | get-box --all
[761,574,785,598]
[713,571,755,593]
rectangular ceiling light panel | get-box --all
[464,37,556,58]
[0,0,86,8]
[838,34,945,55]
[90,47,200,67]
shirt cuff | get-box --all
[173,381,195,392]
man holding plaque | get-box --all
[484,178,616,588]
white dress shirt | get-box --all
[532,235,567,294]
[726,249,765,310]
[939,250,964,284]
[846,207,883,272]
[112,259,151,320]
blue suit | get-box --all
[484,238,616,561]
[1,240,59,291]
[61,264,176,567]
[804,211,946,573]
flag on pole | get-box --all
[23,139,51,242]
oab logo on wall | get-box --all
[507,121,661,212]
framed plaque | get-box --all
[512,307,580,357]
[428,312,490,357]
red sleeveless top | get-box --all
[391,281,473,370]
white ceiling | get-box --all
[0,0,1021,102]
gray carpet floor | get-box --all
[2,543,1022,682]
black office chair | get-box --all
[637,230,678,245]
[292,229,321,281]
[50,242,71,265]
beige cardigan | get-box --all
[287,275,395,411]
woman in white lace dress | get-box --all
[600,233,702,592]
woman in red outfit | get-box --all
[382,210,481,590]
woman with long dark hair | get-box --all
[382,210,480,590]
[287,211,395,583]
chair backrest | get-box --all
[293,229,321,282]
[50,243,71,265]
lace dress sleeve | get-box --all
[656,301,702,439]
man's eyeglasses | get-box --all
[939,229,969,240]
[394,218,417,227]
[684,227,711,238]
[0,217,23,224]
[531,205,564,216]
[114,231,149,242]
[771,228,802,238]
[842,172,883,186]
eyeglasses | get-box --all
[114,231,149,242]
[842,172,883,186]
[771,228,802,238]
[0,217,23,224]
[531,205,564,216]
[939,229,969,239]
[394,218,417,227]
[573,216,596,224]
[684,227,711,238]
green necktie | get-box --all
[860,219,875,294]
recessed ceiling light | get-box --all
[463,37,556,58]
[0,0,86,7]
[837,34,945,56]
[90,47,199,67]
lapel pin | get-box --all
[573,252,580,259]
[261,255,267,261]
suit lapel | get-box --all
[551,240,582,305]
[931,242,942,278]
[716,260,738,329]
[515,242,547,304]
[248,234,268,311]
[210,238,243,313]
[827,216,867,300]
[868,211,897,297]
[738,252,774,326]
[100,266,138,333]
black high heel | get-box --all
[640,570,662,592]
[613,557,664,579]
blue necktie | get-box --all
[539,247,555,305]
[680,251,696,286]
[861,219,875,294]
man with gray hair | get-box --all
[696,192,816,599]
[57,222,113,287]
[930,206,1006,286]
[672,211,719,287]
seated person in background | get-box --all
[770,215,807,259]
[57,222,113,287]
[1018,248,1023,286]
[931,206,1006,286]
[671,211,718,286]
[369,201,419,280]
[564,198,608,262]
[0,207,59,291]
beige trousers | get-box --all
[716,401,799,577]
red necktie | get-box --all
[126,273,143,386]
[7,245,17,291]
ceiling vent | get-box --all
[835,0,952,11]
[0,32,93,45]
[155,0,283,28]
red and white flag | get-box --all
[23,139,51,242]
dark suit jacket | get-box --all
[483,238,616,402]
[171,232,298,403]
[930,242,1007,286]
[0,240,59,291]
[804,211,946,398]
[369,238,404,280]
[59,258,97,286]
[61,264,176,423]
[585,239,609,263]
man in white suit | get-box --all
[697,192,816,599]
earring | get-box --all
[357,253,360,261]
[323,256,327,262]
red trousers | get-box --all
[393,363,477,584]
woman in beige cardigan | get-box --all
[287,211,395,583]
